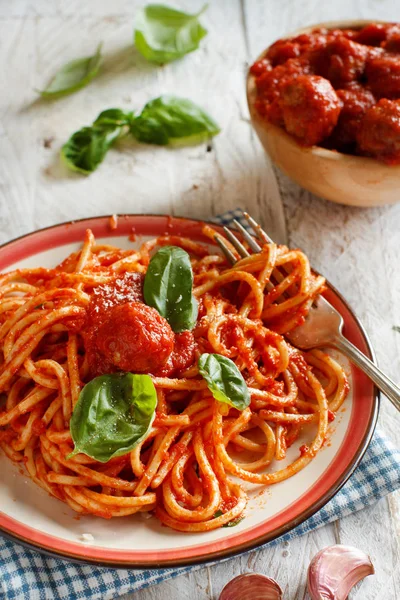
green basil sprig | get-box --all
[62,97,219,174]
[143,245,198,333]
[39,43,102,98]
[131,95,220,146]
[61,108,133,174]
[198,353,250,411]
[134,4,207,64]
[69,373,157,463]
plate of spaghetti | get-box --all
[0,215,378,567]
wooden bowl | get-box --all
[246,20,400,207]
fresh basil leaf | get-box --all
[93,108,135,127]
[130,95,220,146]
[39,43,102,98]
[131,115,170,146]
[393,325,400,333]
[62,108,133,174]
[143,245,198,333]
[69,373,157,463]
[61,124,121,175]
[134,4,207,64]
[198,353,250,411]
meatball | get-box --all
[327,84,376,148]
[327,28,358,41]
[366,54,400,98]
[267,31,336,66]
[356,99,400,164]
[292,32,326,46]
[266,39,301,65]
[83,273,146,377]
[312,37,369,86]
[96,302,174,373]
[250,57,272,77]
[279,74,341,145]
[383,32,400,53]
[255,58,311,125]
[355,23,392,46]
[266,33,327,66]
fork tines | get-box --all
[215,211,284,294]
[216,212,272,264]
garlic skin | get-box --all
[219,573,282,600]
[307,544,374,599]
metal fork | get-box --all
[215,211,400,412]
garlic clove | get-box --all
[219,573,282,600]
[307,544,374,600]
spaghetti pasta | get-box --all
[0,225,348,531]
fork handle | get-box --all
[332,335,400,412]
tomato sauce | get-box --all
[251,23,400,163]
[220,496,239,512]
[328,409,336,422]
[299,444,310,457]
[155,331,196,377]
[288,348,310,389]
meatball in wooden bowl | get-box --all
[247,20,400,207]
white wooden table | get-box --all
[1,0,399,598]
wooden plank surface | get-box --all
[0,1,398,598]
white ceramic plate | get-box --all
[0,215,378,567]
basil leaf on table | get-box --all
[61,108,132,174]
[93,108,135,127]
[61,124,121,175]
[198,353,250,411]
[134,4,207,64]
[131,115,169,145]
[61,97,219,174]
[69,373,157,463]
[39,43,102,98]
[143,245,198,333]
[130,95,220,146]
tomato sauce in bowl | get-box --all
[250,23,400,164]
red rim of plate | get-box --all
[0,214,379,568]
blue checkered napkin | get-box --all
[212,208,253,232]
[1,212,399,600]
[1,432,399,600]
